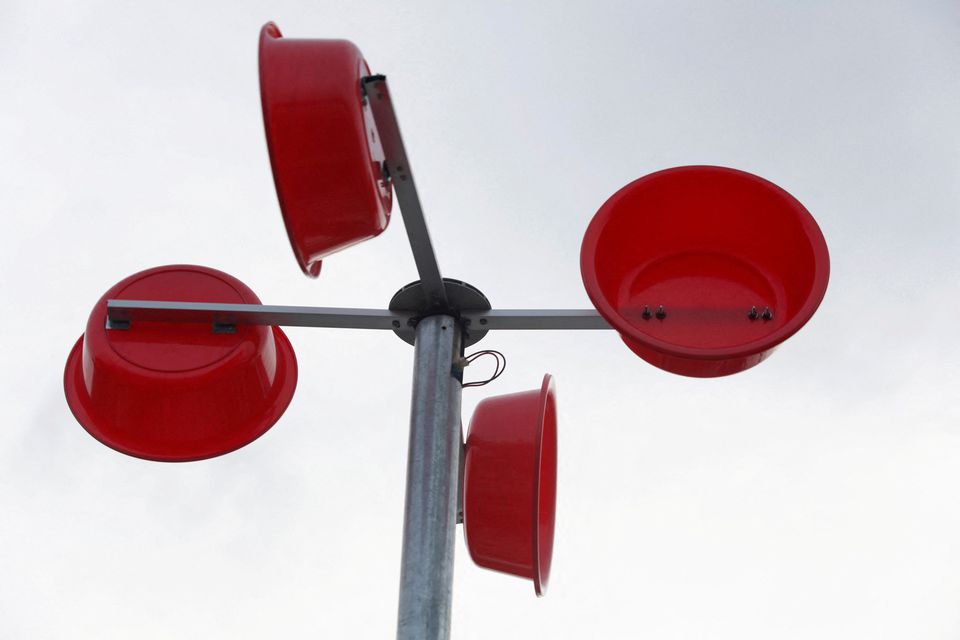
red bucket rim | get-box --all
[580,165,830,362]
[258,22,319,277]
[63,328,297,462]
[532,373,557,595]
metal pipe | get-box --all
[397,315,462,640]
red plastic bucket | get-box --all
[581,166,829,377]
[64,265,298,462]
[259,22,392,277]
[463,375,557,596]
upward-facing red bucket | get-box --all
[581,166,829,377]
[259,22,392,277]
[463,375,557,596]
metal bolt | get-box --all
[761,307,773,321]
[392,320,401,328]
[641,305,652,320]
[479,318,487,325]
[748,306,759,320]
[655,305,666,320]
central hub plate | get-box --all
[389,278,491,347]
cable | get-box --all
[461,349,506,388]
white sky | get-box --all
[2,1,960,638]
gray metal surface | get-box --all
[105,300,406,330]
[389,279,492,347]
[106,300,613,333]
[362,75,449,312]
[463,308,612,330]
[397,315,463,640]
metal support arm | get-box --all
[362,75,449,312]
[105,300,405,330]
[106,300,614,332]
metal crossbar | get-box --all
[105,300,613,332]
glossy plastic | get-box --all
[259,22,392,277]
[581,166,830,377]
[463,375,557,596]
[64,265,298,462]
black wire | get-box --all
[461,349,506,388]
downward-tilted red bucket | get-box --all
[581,166,829,377]
[463,375,557,596]
[64,265,298,462]
[259,22,392,277]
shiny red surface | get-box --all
[581,166,829,377]
[259,22,392,277]
[463,375,557,596]
[63,265,297,462]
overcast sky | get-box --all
[2,1,960,638]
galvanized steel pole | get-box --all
[397,314,463,640]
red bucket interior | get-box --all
[582,166,829,359]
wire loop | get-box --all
[461,350,506,388]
